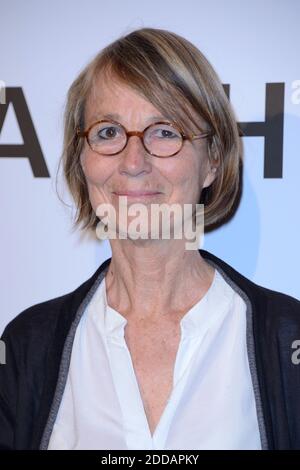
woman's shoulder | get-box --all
[2,291,74,343]
[1,258,111,347]
[200,249,300,322]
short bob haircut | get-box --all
[61,27,242,230]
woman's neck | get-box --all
[105,238,215,321]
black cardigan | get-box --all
[1,249,300,450]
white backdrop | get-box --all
[1,0,299,334]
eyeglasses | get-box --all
[76,120,213,158]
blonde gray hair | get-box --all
[60,27,242,230]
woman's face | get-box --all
[80,73,217,239]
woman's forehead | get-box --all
[85,70,207,133]
[86,75,163,122]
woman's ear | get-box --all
[203,136,219,188]
[203,165,218,189]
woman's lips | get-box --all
[112,191,163,202]
[113,191,162,196]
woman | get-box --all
[0,28,300,450]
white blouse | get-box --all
[48,268,261,450]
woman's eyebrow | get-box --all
[89,113,168,124]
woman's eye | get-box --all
[98,127,119,139]
[152,127,180,139]
[161,129,176,138]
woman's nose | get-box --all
[118,135,152,176]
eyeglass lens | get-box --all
[87,121,183,157]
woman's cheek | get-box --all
[80,153,104,184]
